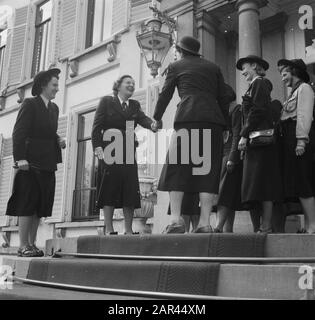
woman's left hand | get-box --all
[238,137,248,151]
[296,140,306,156]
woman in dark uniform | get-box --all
[6,68,65,257]
[277,59,315,233]
[92,75,157,235]
[214,103,243,232]
[153,36,229,234]
[237,55,282,233]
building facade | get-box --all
[0,0,314,248]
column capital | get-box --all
[236,0,268,14]
[260,12,288,34]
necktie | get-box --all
[122,101,127,111]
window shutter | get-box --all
[59,0,78,59]
[111,0,129,35]
[0,30,12,93]
[47,115,68,223]
[47,0,62,68]
[7,6,29,87]
[0,137,14,227]
[130,0,151,24]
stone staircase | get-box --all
[1,233,315,300]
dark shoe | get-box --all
[31,245,44,257]
[297,228,307,234]
[124,232,140,235]
[213,227,222,233]
[192,225,213,233]
[106,231,118,235]
[17,245,38,257]
[163,222,185,234]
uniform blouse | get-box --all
[281,82,314,142]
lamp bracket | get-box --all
[149,5,177,34]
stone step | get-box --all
[0,283,146,300]
[45,234,315,257]
[1,256,314,300]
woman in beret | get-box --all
[236,55,282,233]
[6,68,65,257]
[92,75,158,235]
[277,59,315,233]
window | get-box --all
[31,0,52,77]
[0,27,7,87]
[72,111,99,221]
[85,0,113,49]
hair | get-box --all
[252,63,266,77]
[280,65,306,82]
[112,75,133,96]
[40,73,59,93]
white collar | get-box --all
[117,95,129,107]
[250,76,261,85]
[40,94,50,108]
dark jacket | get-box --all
[240,77,273,138]
[12,96,62,172]
[91,95,153,150]
[153,56,229,127]
[228,104,242,163]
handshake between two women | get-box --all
[151,119,163,133]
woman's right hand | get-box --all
[17,160,29,171]
[95,147,104,160]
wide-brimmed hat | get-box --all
[236,55,269,71]
[176,36,201,56]
[277,59,310,83]
[31,68,61,96]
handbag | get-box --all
[248,128,275,147]
[247,99,282,147]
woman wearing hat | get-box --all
[237,55,282,233]
[277,59,315,233]
[153,36,230,234]
[6,68,65,257]
[92,75,158,235]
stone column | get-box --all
[236,0,261,57]
[236,0,266,100]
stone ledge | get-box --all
[2,256,314,299]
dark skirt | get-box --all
[280,119,315,201]
[217,155,243,211]
[242,137,282,208]
[96,160,141,209]
[6,168,56,217]
[158,123,223,193]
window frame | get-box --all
[85,0,106,49]
[72,109,99,221]
[31,0,53,77]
